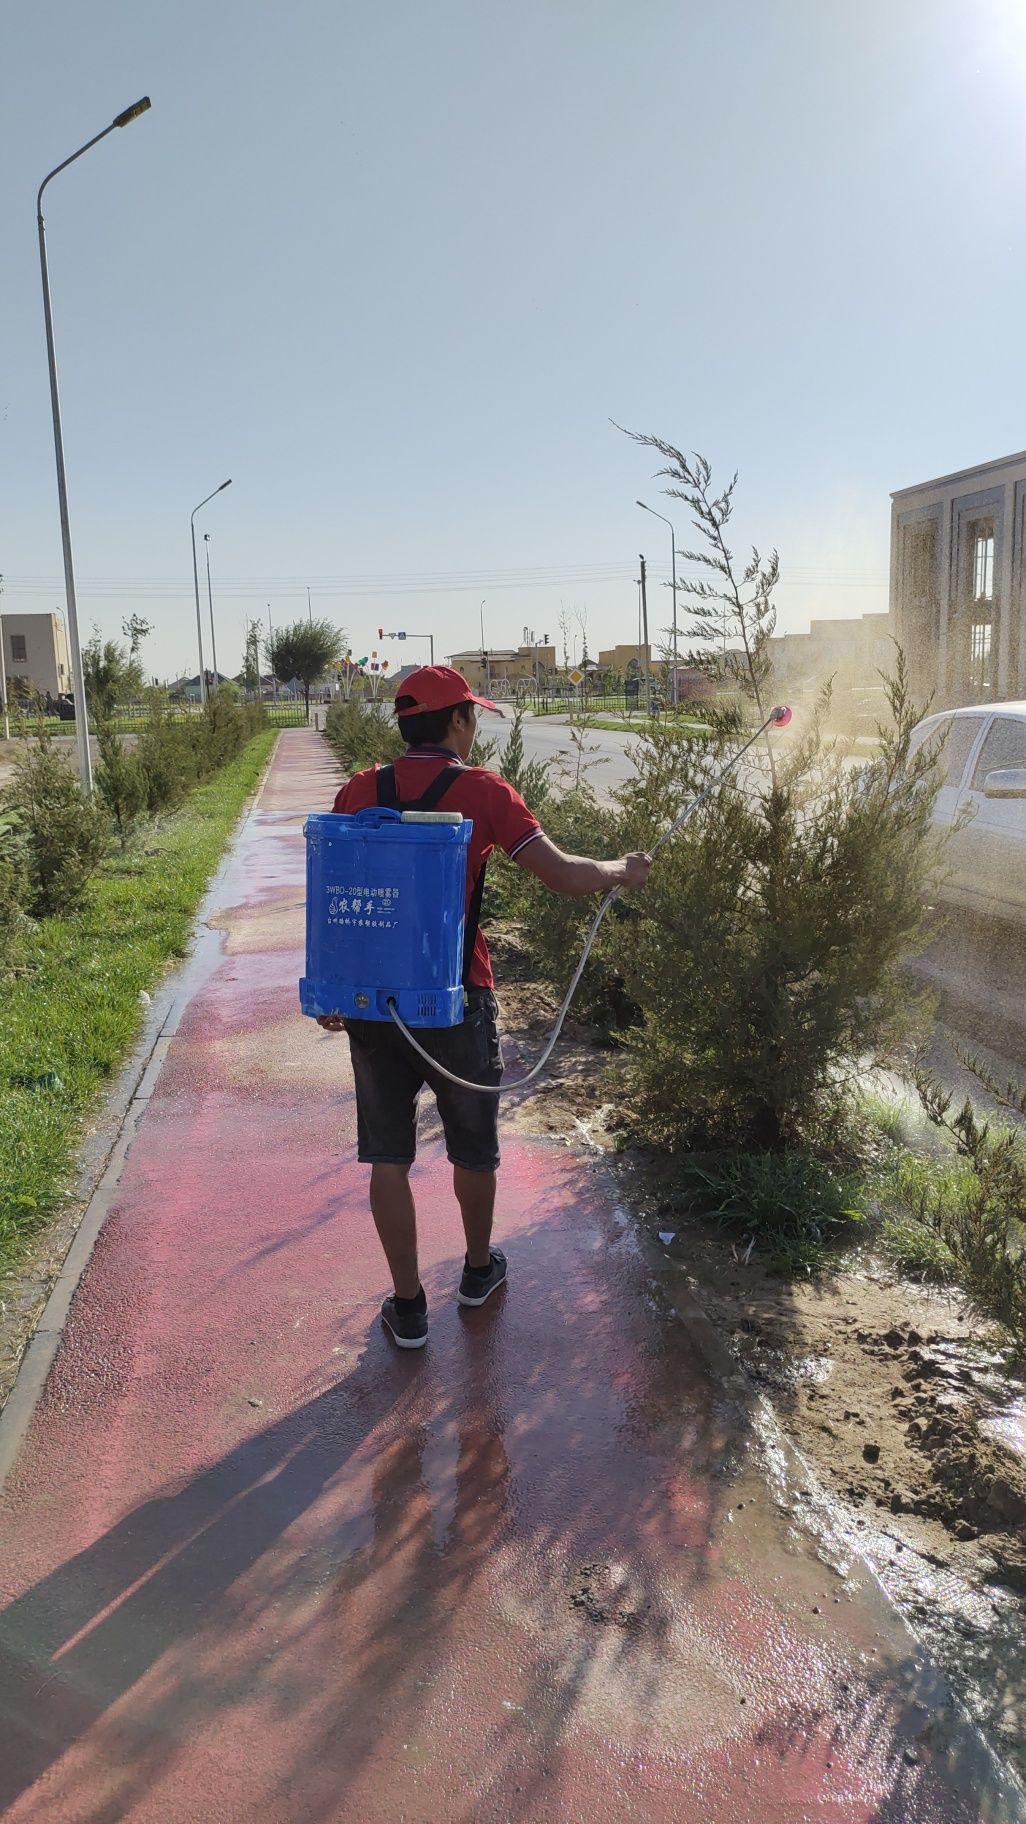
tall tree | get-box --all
[267,619,346,714]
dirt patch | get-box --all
[489,930,619,1145]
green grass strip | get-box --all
[0,729,277,1277]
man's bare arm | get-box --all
[516,833,651,896]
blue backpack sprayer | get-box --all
[301,705,792,1093]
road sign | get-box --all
[397,631,406,641]
[570,668,583,684]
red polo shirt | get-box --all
[332,747,542,989]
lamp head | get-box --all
[113,97,151,128]
[219,479,232,491]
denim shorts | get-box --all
[344,989,502,1172]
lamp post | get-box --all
[637,500,678,708]
[190,480,231,704]
[203,533,219,687]
[37,96,152,790]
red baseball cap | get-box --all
[393,664,501,716]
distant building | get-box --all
[767,612,893,696]
[169,671,232,700]
[596,643,652,677]
[1,611,71,700]
[892,450,1026,708]
[448,644,556,694]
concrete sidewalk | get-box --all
[0,730,1022,1823]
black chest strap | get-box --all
[375,763,486,986]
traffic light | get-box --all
[378,628,384,640]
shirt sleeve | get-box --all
[483,774,542,861]
[332,768,372,814]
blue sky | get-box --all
[4,0,1026,682]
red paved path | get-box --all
[0,732,1019,1823]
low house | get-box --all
[1,611,71,700]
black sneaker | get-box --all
[457,1247,508,1307]
[380,1295,428,1349]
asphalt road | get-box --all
[482,709,641,796]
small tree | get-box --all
[268,619,346,714]
[9,732,109,917]
[241,618,263,694]
[121,614,152,657]
[619,431,779,739]
[84,630,145,721]
[607,439,950,1156]
[96,721,147,849]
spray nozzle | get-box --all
[770,705,792,727]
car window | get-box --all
[970,717,1026,790]
[908,715,983,787]
[908,716,950,769]
[935,716,986,788]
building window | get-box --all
[969,621,992,693]
[972,527,994,601]
[10,634,27,664]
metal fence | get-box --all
[13,697,315,736]
[514,689,703,720]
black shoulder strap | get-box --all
[410,766,463,812]
[462,859,487,988]
[375,764,399,808]
[373,762,484,987]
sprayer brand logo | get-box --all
[325,883,401,931]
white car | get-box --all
[909,701,1026,927]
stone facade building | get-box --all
[891,450,1026,708]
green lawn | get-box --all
[0,729,277,1276]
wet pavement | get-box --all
[1,730,1023,1823]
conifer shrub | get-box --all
[908,1058,1026,1353]
[7,734,110,917]
[612,667,943,1151]
[324,697,402,773]
[96,721,148,848]
[135,698,196,812]
[0,808,30,956]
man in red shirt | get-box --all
[319,665,651,1348]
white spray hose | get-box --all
[386,707,792,1095]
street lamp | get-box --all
[266,603,277,701]
[637,501,678,708]
[190,480,231,704]
[37,95,152,791]
[203,533,219,687]
[480,598,489,693]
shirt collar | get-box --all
[402,746,465,766]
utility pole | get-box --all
[267,604,277,701]
[307,585,313,625]
[639,554,650,685]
